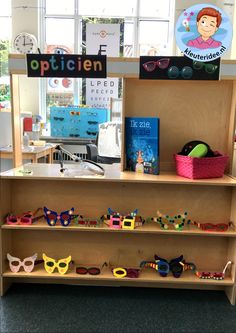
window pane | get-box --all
[139,21,169,56]
[45,18,74,52]
[139,0,170,17]
[124,22,134,57]
[46,0,74,15]
[0,18,11,40]
[79,0,136,17]
[1,0,11,16]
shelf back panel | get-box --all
[123,79,236,172]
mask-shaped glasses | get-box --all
[43,253,72,274]
[44,207,74,226]
[7,253,38,273]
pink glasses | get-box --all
[7,253,38,273]
[142,58,170,72]
[6,208,44,225]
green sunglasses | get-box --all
[192,61,218,74]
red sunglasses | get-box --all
[142,58,170,72]
[194,221,231,232]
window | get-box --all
[40,0,175,136]
[0,0,11,110]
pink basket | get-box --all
[174,152,229,179]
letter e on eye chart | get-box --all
[175,4,232,62]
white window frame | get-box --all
[39,0,175,124]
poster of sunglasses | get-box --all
[139,56,220,80]
[175,4,232,62]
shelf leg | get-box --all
[225,286,236,305]
[0,278,12,296]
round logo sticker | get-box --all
[175,4,232,62]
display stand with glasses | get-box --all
[1,55,236,304]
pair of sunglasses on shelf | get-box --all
[140,255,195,278]
[112,267,140,278]
[193,221,233,232]
[7,253,43,273]
[76,217,100,227]
[44,207,99,227]
[195,261,232,280]
[76,262,107,275]
[148,211,191,231]
[44,207,76,226]
[43,254,73,275]
[6,208,44,225]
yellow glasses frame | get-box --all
[42,253,72,275]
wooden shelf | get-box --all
[1,163,236,186]
[2,220,236,238]
[3,266,234,286]
[2,57,236,304]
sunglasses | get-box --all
[75,217,100,227]
[194,221,231,232]
[43,253,72,274]
[87,112,97,116]
[142,58,170,72]
[70,111,80,115]
[88,121,98,125]
[76,266,101,275]
[53,117,64,121]
[86,131,97,136]
[7,253,39,273]
[151,211,191,231]
[69,134,80,137]
[76,262,107,275]
[112,267,140,278]
[192,61,218,74]
[196,261,232,280]
[6,208,44,225]
[44,207,75,226]
[167,66,193,79]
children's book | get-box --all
[125,117,160,175]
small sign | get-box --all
[26,54,107,78]
[139,56,220,80]
[175,4,232,62]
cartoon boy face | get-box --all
[197,15,218,40]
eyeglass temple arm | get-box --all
[222,261,232,275]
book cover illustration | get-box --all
[125,117,159,175]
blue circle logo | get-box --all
[175,4,232,62]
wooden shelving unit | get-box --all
[2,219,236,237]
[1,56,236,304]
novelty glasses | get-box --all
[44,207,74,226]
[6,208,44,225]
[140,259,170,277]
[43,253,72,274]
[7,253,39,273]
[150,211,191,231]
[195,261,232,280]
